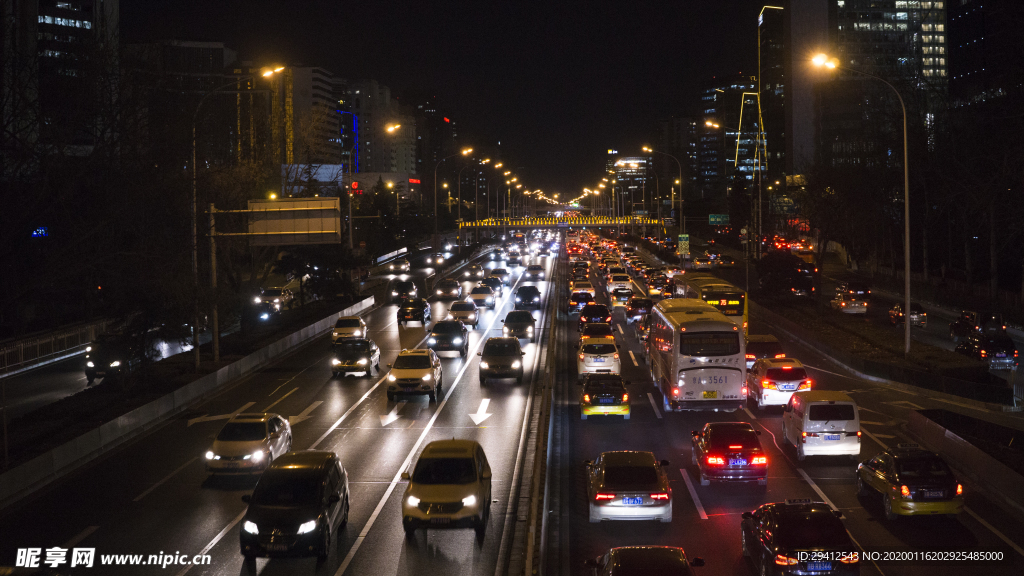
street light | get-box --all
[813,52,911,355]
[385,123,402,133]
[433,147,473,238]
[642,145,685,239]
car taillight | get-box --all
[774,353,785,358]
[857,430,862,442]
[613,353,619,359]
[762,379,776,390]
[900,485,911,497]
[604,316,611,321]
[775,554,799,566]
[583,394,590,403]
[579,353,585,360]
[622,393,629,402]
[706,456,725,466]
[741,386,748,396]
[980,350,987,358]
[751,456,767,465]
[672,388,680,396]
[650,493,669,500]
[801,432,817,443]
[956,483,963,495]
[594,493,615,501]
[799,379,812,390]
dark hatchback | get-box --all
[397,298,431,326]
[569,292,595,314]
[691,422,768,486]
[741,500,859,575]
[503,310,537,342]
[427,320,469,357]
[479,337,525,384]
[392,280,418,302]
[240,451,349,564]
[515,285,543,309]
[578,304,612,331]
[625,297,653,323]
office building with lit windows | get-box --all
[698,74,759,203]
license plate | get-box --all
[779,384,797,391]
[599,398,614,404]
[824,434,841,441]
[807,562,831,571]
[703,390,717,399]
[430,517,450,524]
[593,357,605,363]
[266,544,288,551]
[222,461,239,467]
[729,458,747,466]
[997,353,1006,358]
[621,496,643,506]
[924,490,944,498]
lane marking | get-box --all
[679,468,708,519]
[288,401,323,426]
[64,525,99,548]
[617,324,624,335]
[743,406,758,420]
[628,351,639,367]
[262,387,297,411]
[379,402,406,426]
[965,506,1024,557]
[186,402,255,427]
[647,392,663,419]
[173,509,247,576]
[796,468,838,510]
[469,398,493,425]
[859,420,885,426]
[309,376,387,448]
[133,457,198,502]
[883,400,924,410]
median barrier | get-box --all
[0,296,374,510]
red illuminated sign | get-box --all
[409,178,421,184]
[351,182,359,189]
[444,117,450,123]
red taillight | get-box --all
[799,379,812,390]
[741,386,748,396]
[775,554,799,566]
[857,430,862,442]
[706,456,725,466]
[762,379,776,390]
[980,350,987,358]
[672,388,680,395]
[622,393,629,402]
[782,365,792,370]
[752,456,767,465]
[729,445,742,449]
[956,483,963,495]
[774,353,785,358]
[605,316,611,321]
[900,485,911,497]
[650,493,670,500]
[595,493,615,501]
[613,353,619,359]
[583,394,590,403]
[579,353,585,360]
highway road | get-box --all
[0,244,553,575]
[546,243,1024,576]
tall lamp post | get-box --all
[813,53,911,355]
[433,148,472,243]
[643,146,684,236]
[191,68,279,371]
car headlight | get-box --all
[527,326,534,332]
[512,360,521,369]
[516,297,521,302]
[486,297,493,302]
[352,330,361,337]
[462,495,477,507]
[331,358,341,366]
[260,313,270,320]
[297,520,317,534]
[86,346,92,352]
[389,265,395,270]
[437,290,443,295]
[410,290,417,295]
[243,521,259,535]
[534,296,540,301]
[86,361,94,367]
[407,495,420,506]
[422,374,432,381]
[503,327,509,333]
[251,450,264,462]
[388,374,397,382]
[205,450,215,460]
[428,338,437,344]
[253,297,262,304]
[480,361,489,369]
[453,338,463,344]
[109,361,121,367]
[392,291,399,296]
[468,314,475,320]
[356,358,369,365]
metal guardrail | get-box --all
[0,319,113,376]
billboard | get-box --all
[247,198,341,246]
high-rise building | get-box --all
[948,0,1023,108]
[698,74,759,202]
[338,79,417,175]
[607,155,653,215]
[758,6,787,187]
[655,116,699,200]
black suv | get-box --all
[578,303,611,331]
[428,320,470,357]
[741,500,857,576]
[84,333,140,384]
[955,332,1018,369]
[514,285,542,309]
[625,297,653,323]
[392,280,418,302]
[480,276,505,298]
[479,337,526,384]
[397,298,431,327]
[240,451,349,565]
[950,310,1005,342]
[502,310,537,342]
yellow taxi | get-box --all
[856,443,964,520]
[579,374,630,420]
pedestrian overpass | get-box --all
[458,215,663,229]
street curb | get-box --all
[0,297,375,511]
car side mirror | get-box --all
[584,460,593,467]
[482,470,492,480]
[690,557,705,567]
[755,430,762,436]
[784,405,792,412]
[741,511,753,520]
[501,319,505,322]
[477,352,482,356]
[660,459,670,467]
[691,430,700,437]
[401,472,410,480]
[241,495,251,504]
[624,380,632,386]
[832,509,844,518]
[387,363,392,368]
[521,351,526,356]
[328,494,341,504]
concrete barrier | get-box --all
[0,296,374,510]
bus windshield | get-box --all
[679,332,740,356]
[702,292,745,316]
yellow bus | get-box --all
[677,276,749,335]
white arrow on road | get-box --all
[187,402,255,427]
[380,402,407,426]
[469,399,493,425]
[289,401,323,426]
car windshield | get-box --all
[582,325,613,336]
[506,311,533,323]
[394,355,431,369]
[629,299,652,309]
[847,282,869,291]
[584,378,625,391]
[483,341,520,356]
[471,287,493,295]
[612,275,630,282]
[808,404,856,421]
[909,304,924,313]
[570,293,593,303]
[493,269,507,275]
[401,299,422,307]
[708,427,759,448]
[776,512,851,548]
[439,280,458,288]
[412,457,477,484]
[262,289,283,297]
[528,266,542,271]
[450,302,475,311]
[396,282,415,290]
[679,333,740,356]
[432,322,463,333]
[981,336,1014,348]
[581,305,609,316]
[335,341,369,354]
[582,343,616,355]
[518,287,540,296]
[335,319,361,328]
[897,457,952,478]
[766,367,807,380]
[217,422,266,442]
[251,472,321,507]
[603,465,658,489]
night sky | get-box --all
[124,1,761,196]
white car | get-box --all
[387,349,443,402]
[469,286,497,309]
[401,439,491,536]
[747,358,812,410]
[331,316,367,343]
[388,258,411,273]
[447,301,480,328]
[577,337,621,381]
[205,413,292,474]
[607,274,631,292]
[571,280,596,297]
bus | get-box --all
[647,298,746,412]
[676,275,749,335]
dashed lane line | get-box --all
[678,468,708,520]
[647,393,663,419]
[133,457,198,502]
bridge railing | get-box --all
[458,216,661,228]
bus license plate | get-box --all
[703,391,717,399]
[693,376,728,385]
[621,497,643,506]
[824,434,841,441]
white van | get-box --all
[781,391,861,461]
